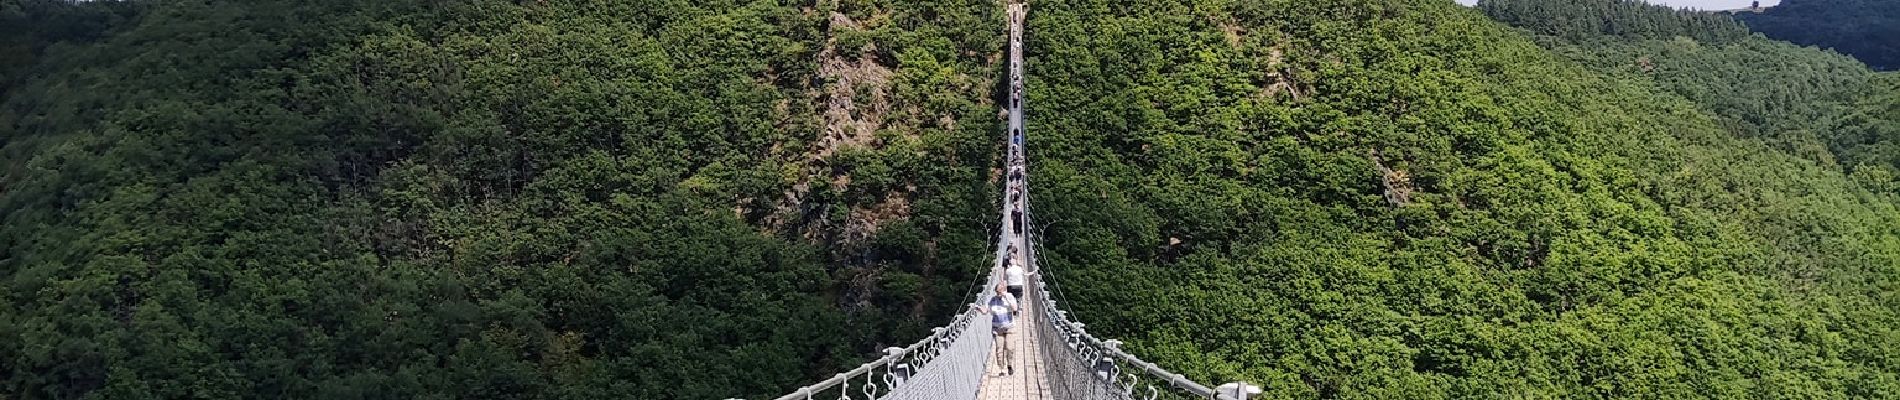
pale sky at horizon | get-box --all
[1455,0,1781,10]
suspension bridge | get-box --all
[742,3,1262,400]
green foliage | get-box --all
[1026,0,1900,398]
[1833,74,1900,188]
[1479,0,1881,166]
[0,0,144,91]
[0,0,1003,398]
[1478,0,1750,44]
[1479,0,1900,213]
[3,0,1898,398]
[1735,0,1900,71]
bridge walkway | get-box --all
[750,1,1261,399]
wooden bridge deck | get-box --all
[979,4,1050,399]
[975,298,1050,400]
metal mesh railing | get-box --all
[878,307,993,400]
[751,215,1019,400]
[755,306,989,400]
[1019,181,1259,400]
[1026,280,1255,400]
[755,1,1264,399]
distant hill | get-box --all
[1733,0,1900,70]
[1479,0,1881,163]
[1480,0,1900,200]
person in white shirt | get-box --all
[978,284,1021,375]
[1004,251,1035,301]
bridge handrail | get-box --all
[765,306,985,400]
[1019,171,1257,400]
[758,1,1265,398]
[752,188,1013,400]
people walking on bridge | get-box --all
[1010,196,1025,233]
[979,283,1021,375]
[1005,253,1035,301]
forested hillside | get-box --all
[0,0,1005,398]
[1028,0,1899,397]
[0,0,141,91]
[1833,75,1900,188]
[1479,0,1748,44]
[1734,0,1900,71]
[1480,0,1898,178]
[5,0,1900,398]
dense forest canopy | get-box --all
[1832,74,1900,190]
[1479,0,1894,176]
[1029,0,1898,397]
[1478,0,1749,44]
[0,0,142,100]
[3,0,1899,399]
[1,0,1004,398]
[1734,0,1900,71]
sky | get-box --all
[1455,0,1780,9]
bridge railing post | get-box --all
[1095,339,1123,383]
[1216,382,1263,400]
[883,347,911,386]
